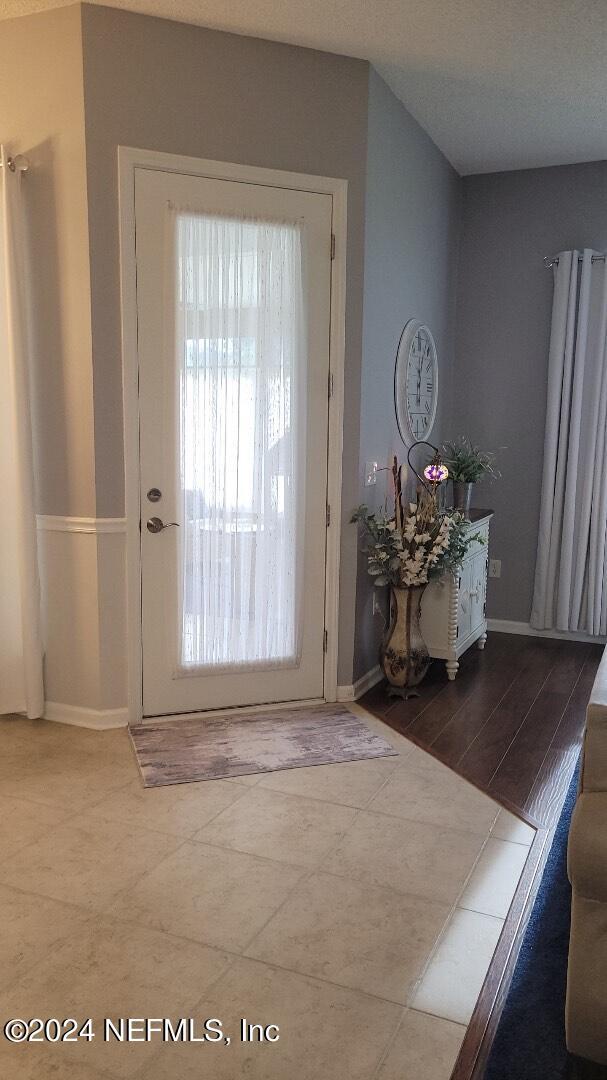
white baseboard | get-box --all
[487,618,607,646]
[337,664,383,702]
[44,702,129,730]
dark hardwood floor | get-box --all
[361,631,603,828]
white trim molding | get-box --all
[37,515,127,534]
[44,702,129,730]
[118,146,347,724]
[337,664,383,703]
[487,618,607,646]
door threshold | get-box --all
[135,696,329,726]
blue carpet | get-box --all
[484,761,580,1080]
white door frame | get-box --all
[117,146,347,725]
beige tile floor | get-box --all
[0,706,535,1080]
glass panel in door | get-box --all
[176,211,305,674]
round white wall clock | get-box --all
[394,319,439,445]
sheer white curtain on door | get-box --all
[173,208,306,672]
[531,248,607,635]
[0,147,44,716]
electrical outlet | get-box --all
[372,592,383,617]
[365,461,378,486]
[489,559,502,579]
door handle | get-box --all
[146,517,179,534]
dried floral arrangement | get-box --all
[352,457,483,588]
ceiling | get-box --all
[2,0,607,175]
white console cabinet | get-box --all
[420,511,493,680]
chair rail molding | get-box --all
[36,515,127,534]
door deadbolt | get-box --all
[147,488,162,502]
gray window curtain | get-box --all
[531,248,607,635]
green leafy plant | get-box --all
[442,437,500,483]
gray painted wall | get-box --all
[354,68,461,681]
[80,3,370,684]
[453,160,607,624]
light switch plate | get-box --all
[489,559,502,579]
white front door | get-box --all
[135,167,333,717]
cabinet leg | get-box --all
[446,660,459,681]
[477,633,487,651]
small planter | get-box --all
[452,480,473,516]
[381,585,430,690]
[443,439,500,517]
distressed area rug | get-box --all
[129,704,397,788]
